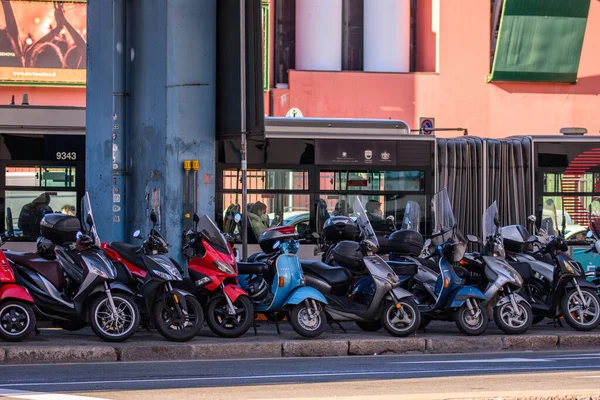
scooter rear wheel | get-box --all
[454,300,487,336]
[381,298,420,337]
[205,294,254,338]
[0,300,35,342]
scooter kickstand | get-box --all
[334,320,346,333]
[34,324,40,336]
[274,315,281,335]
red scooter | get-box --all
[0,241,36,341]
[181,214,255,338]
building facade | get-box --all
[260,0,600,137]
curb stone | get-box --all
[425,336,503,354]
[191,342,282,359]
[348,338,426,355]
[558,334,600,349]
[502,334,559,350]
[283,340,348,357]
[5,346,116,364]
[116,344,195,362]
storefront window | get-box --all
[5,190,77,239]
[223,169,308,191]
[320,170,424,192]
[5,166,76,188]
[222,193,311,244]
[316,194,429,234]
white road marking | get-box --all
[0,388,106,400]
[0,364,599,388]
[390,357,552,364]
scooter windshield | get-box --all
[197,215,230,255]
[353,196,379,250]
[483,201,499,244]
[401,201,421,232]
[81,192,101,248]
[589,197,600,239]
[432,188,456,235]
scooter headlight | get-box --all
[153,270,172,280]
[213,261,235,275]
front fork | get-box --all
[465,297,482,318]
[506,287,523,317]
[221,282,238,315]
[573,278,588,308]
[166,282,186,316]
[304,298,321,320]
[104,281,119,317]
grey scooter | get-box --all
[302,196,421,337]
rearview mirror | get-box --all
[386,215,395,222]
[150,210,158,224]
[424,238,432,247]
[234,213,241,223]
[528,215,537,223]
[587,231,594,239]
[311,232,320,239]
[527,235,537,243]
[133,230,142,239]
[193,213,200,223]
[273,240,281,250]
[466,234,479,243]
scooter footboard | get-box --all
[448,286,486,308]
[284,286,327,306]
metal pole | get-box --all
[240,0,248,261]
[112,0,126,242]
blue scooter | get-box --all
[398,189,489,335]
[238,226,328,338]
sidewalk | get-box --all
[2,319,600,365]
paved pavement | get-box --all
[0,351,600,399]
[1,319,600,365]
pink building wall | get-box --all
[268,0,600,138]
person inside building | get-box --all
[18,193,53,238]
[366,199,386,232]
[60,204,75,216]
[247,201,269,242]
[332,199,352,216]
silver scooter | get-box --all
[465,201,533,334]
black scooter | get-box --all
[5,193,141,342]
[504,231,600,331]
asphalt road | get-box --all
[1,350,600,399]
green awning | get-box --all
[488,0,591,83]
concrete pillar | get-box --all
[364,0,411,72]
[86,0,115,238]
[87,0,216,264]
[295,0,342,71]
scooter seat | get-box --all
[237,261,269,275]
[301,260,353,286]
[109,242,146,270]
[248,252,267,262]
[509,262,533,282]
[387,261,418,276]
[4,251,64,289]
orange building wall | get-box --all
[268,0,600,138]
[0,86,85,106]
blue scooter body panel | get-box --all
[447,285,487,308]
[284,286,328,306]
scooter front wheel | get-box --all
[454,300,487,336]
[89,293,140,342]
[561,287,600,331]
[205,294,254,338]
[381,298,420,337]
[289,301,325,338]
[493,300,533,335]
[0,300,35,342]
[153,295,204,342]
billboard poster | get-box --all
[0,0,86,85]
